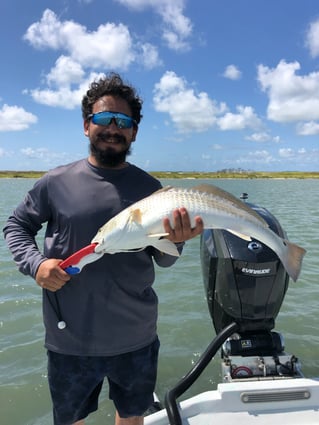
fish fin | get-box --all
[147,232,170,238]
[226,229,252,241]
[150,238,180,257]
[193,184,244,203]
[281,239,306,282]
[129,208,142,224]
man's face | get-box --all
[84,95,138,168]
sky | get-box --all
[1,0,319,172]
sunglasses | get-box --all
[88,111,137,129]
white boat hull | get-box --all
[145,377,319,425]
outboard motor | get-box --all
[200,194,301,381]
[200,197,289,334]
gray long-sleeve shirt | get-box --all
[3,159,182,356]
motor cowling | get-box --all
[200,200,289,334]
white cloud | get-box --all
[21,147,51,159]
[224,149,276,168]
[29,87,82,109]
[297,121,319,135]
[212,144,222,150]
[279,148,294,158]
[279,147,319,164]
[153,71,224,133]
[114,0,193,50]
[20,147,74,165]
[247,150,275,164]
[257,60,319,122]
[28,72,103,108]
[23,9,63,49]
[248,150,274,163]
[217,106,262,131]
[230,147,319,169]
[24,9,135,69]
[305,18,319,57]
[69,22,135,69]
[277,147,314,163]
[0,104,38,132]
[140,43,162,69]
[223,64,242,80]
[47,56,85,87]
[246,132,271,142]
[162,30,189,51]
[245,132,281,143]
[22,9,164,108]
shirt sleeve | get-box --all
[3,176,51,278]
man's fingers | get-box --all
[163,208,203,243]
[35,259,70,292]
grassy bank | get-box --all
[151,171,319,179]
[1,170,319,179]
[0,171,45,178]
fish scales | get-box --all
[134,187,267,230]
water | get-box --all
[1,178,318,425]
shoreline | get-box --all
[1,170,319,179]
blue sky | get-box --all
[1,0,319,172]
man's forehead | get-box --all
[93,96,130,114]
[95,97,109,109]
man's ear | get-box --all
[83,119,90,137]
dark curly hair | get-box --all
[81,72,143,124]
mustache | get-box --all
[96,132,127,144]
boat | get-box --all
[145,195,319,425]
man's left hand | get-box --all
[163,208,204,243]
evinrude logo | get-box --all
[241,267,271,275]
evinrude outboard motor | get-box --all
[200,194,301,381]
[201,196,289,334]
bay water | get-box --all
[1,178,318,425]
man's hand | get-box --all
[35,259,71,292]
[163,207,204,243]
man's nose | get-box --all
[106,118,119,130]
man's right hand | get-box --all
[35,259,71,292]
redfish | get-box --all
[92,184,306,282]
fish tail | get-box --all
[282,239,306,282]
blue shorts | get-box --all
[47,338,160,425]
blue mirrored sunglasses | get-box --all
[88,111,136,129]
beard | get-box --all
[89,132,132,168]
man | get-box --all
[3,73,203,425]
